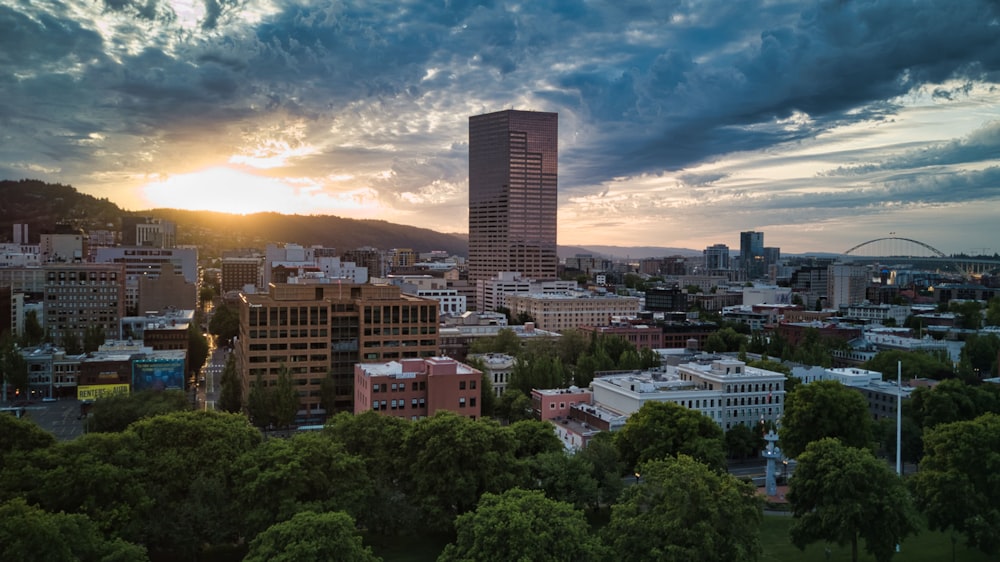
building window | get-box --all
[459,381,466,390]
[470,397,477,407]
[459,397,466,408]
[470,380,477,389]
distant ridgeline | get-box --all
[0,179,468,256]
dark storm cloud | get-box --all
[825,121,1000,176]
[1,0,1000,249]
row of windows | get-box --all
[248,329,328,339]
[373,398,426,410]
[373,381,428,392]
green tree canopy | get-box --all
[604,455,763,562]
[186,324,209,378]
[507,419,563,458]
[0,332,29,400]
[244,510,380,562]
[208,303,240,344]
[402,412,520,531]
[85,390,190,433]
[788,438,919,562]
[864,349,954,381]
[0,411,55,469]
[0,497,149,562]
[906,378,1000,431]
[780,380,873,458]
[911,413,1000,556]
[725,423,763,461]
[0,432,150,539]
[439,488,605,562]
[125,411,261,558]
[614,401,726,472]
[234,432,373,537]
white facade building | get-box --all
[590,359,786,430]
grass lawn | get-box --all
[760,515,997,562]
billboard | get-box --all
[78,384,130,401]
[132,357,186,391]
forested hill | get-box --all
[0,179,468,257]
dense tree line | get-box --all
[0,393,768,561]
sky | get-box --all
[2,0,1000,255]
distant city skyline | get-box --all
[2,1,1000,255]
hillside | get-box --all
[0,180,468,257]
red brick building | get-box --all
[354,357,482,420]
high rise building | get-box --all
[740,231,765,280]
[468,110,558,282]
[703,244,730,271]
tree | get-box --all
[125,411,261,558]
[949,300,983,330]
[186,324,209,380]
[62,330,83,355]
[725,423,763,461]
[469,328,521,356]
[0,412,55,469]
[523,451,599,509]
[0,332,28,401]
[780,380,873,458]
[85,390,189,433]
[614,401,726,472]
[439,488,605,562]
[234,433,373,537]
[325,412,418,533]
[577,431,625,507]
[493,388,534,423]
[604,455,763,562]
[273,366,300,428]
[911,413,1000,556]
[403,412,520,530]
[986,297,1000,326]
[864,349,954,381]
[958,333,1000,379]
[0,432,150,540]
[217,353,242,413]
[906,378,999,430]
[0,497,149,562]
[508,419,563,458]
[244,511,380,562]
[208,303,240,344]
[788,438,919,562]
[20,310,44,346]
[746,358,791,376]
[247,373,274,428]
[83,325,106,353]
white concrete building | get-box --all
[590,359,786,430]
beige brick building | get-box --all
[237,282,440,419]
[506,292,641,333]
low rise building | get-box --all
[354,357,482,420]
[506,291,641,333]
[590,359,786,431]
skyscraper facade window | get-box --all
[740,231,765,280]
[468,110,558,282]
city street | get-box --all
[198,339,227,411]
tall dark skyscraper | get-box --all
[740,230,765,280]
[468,110,558,282]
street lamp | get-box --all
[634,471,640,484]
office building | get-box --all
[827,264,870,308]
[354,356,482,420]
[43,263,125,345]
[237,282,440,418]
[468,110,558,282]
[703,244,730,271]
[740,231,765,280]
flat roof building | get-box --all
[468,110,558,282]
[354,357,482,420]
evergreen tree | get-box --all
[217,354,243,414]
